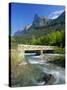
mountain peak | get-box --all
[32,14,48,28]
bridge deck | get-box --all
[18,44,56,51]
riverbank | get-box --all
[47,55,65,68]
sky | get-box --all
[10,3,65,35]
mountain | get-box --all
[49,11,65,26]
[14,24,32,36]
[13,11,65,44]
[14,14,49,36]
[32,14,49,28]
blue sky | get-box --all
[10,3,65,35]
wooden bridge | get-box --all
[17,44,56,60]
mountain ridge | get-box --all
[14,11,65,36]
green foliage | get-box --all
[12,30,65,48]
[46,31,65,46]
[30,30,65,47]
[46,32,56,45]
[31,36,37,45]
[53,47,65,54]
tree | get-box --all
[31,36,37,45]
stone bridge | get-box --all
[17,44,56,60]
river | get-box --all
[19,53,65,86]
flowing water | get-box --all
[19,53,65,86]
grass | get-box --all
[10,49,44,87]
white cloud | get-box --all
[48,9,64,19]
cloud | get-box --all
[48,10,64,19]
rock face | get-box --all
[32,14,48,28]
[24,24,32,31]
[14,24,32,36]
